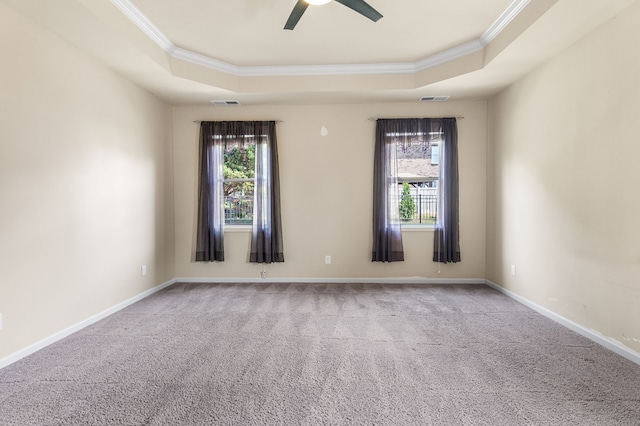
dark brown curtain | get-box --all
[433,118,461,263]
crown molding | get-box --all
[110,0,531,77]
[171,47,241,74]
[172,46,417,76]
[109,0,173,51]
[481,0,531,46]
[415,39,484,72]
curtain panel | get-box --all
[372,119,406,262]
[433,117,461,263]
[195,122,225,261]
[249,122,285,263]
[372,117,460,263]
[195,121,284,263]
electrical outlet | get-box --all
[141,265,147,276]
[325,255,331,265]
[511,264,516,276]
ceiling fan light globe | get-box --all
[304,0,332,5]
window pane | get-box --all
[396,137,440,225]
[223,143,255,225]
[223,143,255,180]
[431,143,440,165]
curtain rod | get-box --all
[368,116,464,121]
[193,120,284,123]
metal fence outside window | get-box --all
[401,193,437,224]
[224,195,253,225]
[224,193,436,225]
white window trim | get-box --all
[224,225,252,232]
[402,224,435,232]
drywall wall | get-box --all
[0,4,175,360]
[173,102,487,281]
[487,1,640,353]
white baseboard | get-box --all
[5,277,636,370]
[173,277,487,285]
[0,278,177,370]
[485,280,640,366]
[0,276,481,370]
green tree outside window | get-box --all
[400,182,416,221]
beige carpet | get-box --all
[1,282,639,425]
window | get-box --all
[430,143,439,165]
[396,132,442,225]
[372,117,460,263]
[223,141,255,225]
[196,121,284,263]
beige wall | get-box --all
[0,4,175,360]
[173,102,487,281]
[1,0,637,368]
[487,1,640,353]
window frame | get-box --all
[222,140,257,227]
[394,131,443,228]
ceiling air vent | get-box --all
[420,96,449,102]
[211,100,240,106]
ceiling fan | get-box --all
[284,0,383,30]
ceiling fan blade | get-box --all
[284,0,309,30]
[335,0,383,22]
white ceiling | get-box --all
[131,0,513,66]
[2,0,636,105]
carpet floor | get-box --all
[1,282,639,425]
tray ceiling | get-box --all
[1,0,636,105]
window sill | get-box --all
[225,225,252,233]
[401,225,435,232]
[225,225,433,232]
